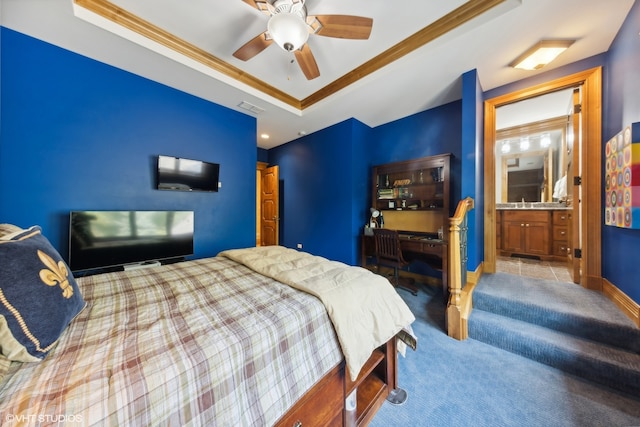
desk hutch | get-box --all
[363,153,452,296]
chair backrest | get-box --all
[372,228,407,267]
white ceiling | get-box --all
[1,0,634,148]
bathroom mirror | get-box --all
[495,127,565,203]
[495,90,574,204]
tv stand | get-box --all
[123,260,161,271]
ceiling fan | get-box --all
[233,0,373,80]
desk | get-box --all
[361,232,448,299]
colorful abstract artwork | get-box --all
[605,123,640,228]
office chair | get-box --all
[372,228,418,295]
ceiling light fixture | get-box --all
[510,40,575,71]
[267,0,309,52]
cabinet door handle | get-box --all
[560,231,566,236]
[525,224,530,227]
[293,421,302,427]
[521,223,524,227]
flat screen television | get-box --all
[69,210,194,272]
[156,155,220,192]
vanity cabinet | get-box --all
[501,210,550,257]
[497,208,570,261]
[552,210,569,258]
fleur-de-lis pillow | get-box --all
[0,226,86,362]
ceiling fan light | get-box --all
[268,13,309,52]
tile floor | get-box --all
[496,255,573,283]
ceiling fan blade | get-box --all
[294,44,320,80]
[309,15,373,39]
[240,0,271,15]
[233,32,273,61]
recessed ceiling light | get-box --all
[261,133,270,139]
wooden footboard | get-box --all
[275,339,398,427]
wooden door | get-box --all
[260,165,279,246]
[567,88,582,283]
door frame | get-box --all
[256,162,268,246]
[483,67,603,291]
[257,162,279,246]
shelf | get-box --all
[346,349,384,396]
[371,153,451,246]
[355,374,387,427]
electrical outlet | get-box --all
[297,243,303,249]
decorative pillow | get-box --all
[0,226,86,362]
[0,224,22,239]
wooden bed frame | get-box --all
[275,338,398,427]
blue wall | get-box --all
[257,147,269,163]
[268,119,372,264]
[0,28,257,261]
[269,101,462,267]
[461,69,484,272]
[4,0,639,303]
[371,100,463,207]
[602,0,640,302]
[370,100,462,175]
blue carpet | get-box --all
[472,272,640,353]
[470,272,640,394]
[369,282,640,427]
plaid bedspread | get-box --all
[0,257,342,426]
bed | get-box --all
[0,224,415,426]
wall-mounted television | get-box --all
[156,155,220,192]
[69,210,194,272]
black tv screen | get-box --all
[69,210,194,272]
[156,155,220,192]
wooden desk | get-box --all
[361,232,448,299]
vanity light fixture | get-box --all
[520,137,530,151]
[540,133,551,148]
[501,141,511,154]
[510,40,575,71]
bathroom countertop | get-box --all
[496,202,571,210]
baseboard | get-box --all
[603,278,640,328]
[467,262,483,285]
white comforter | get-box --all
[219,246,416,381]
